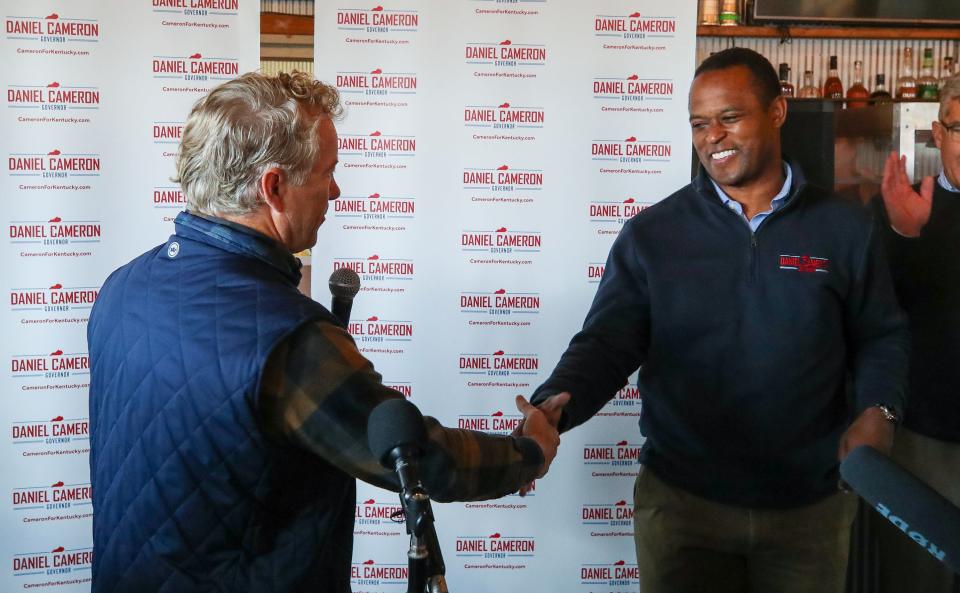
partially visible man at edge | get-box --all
[873,75,960,593]
[87,71,564,593]
[526,48,909,593]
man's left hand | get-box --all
[838,406,895,460]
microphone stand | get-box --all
[394,457,448,593]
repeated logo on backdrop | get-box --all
[11,415,90,458]
[336,6,420,47]
[588,196,654,236]
[11,479,93,525]
[8,217,102,258]
[333,254,415,295]
[9,282,98,327]
[459,288,541,329]
[331,193,416,233]
[4,13,100,57]
[336,68,417,109]
[592,74,675,115]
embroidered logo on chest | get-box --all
[779,254,829,273]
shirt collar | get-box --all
[938,169,960,193]
[710,161,793,211]
[173,210,302,285]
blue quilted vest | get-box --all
[88,212,354,593]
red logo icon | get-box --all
[51,416,63,422]
[51,481,64,488]
[369,130,381,136]
[363,559,375,565]
[624,198,635,203]
[493,350,504,356]
[496,165,509,171]
[371,6,383,11]
[627,74,639,80]
[615,500,627,506]
[370,68,382,75]
[499,40,511,46]
[489,533,501,538]
[498,102,510,108]
[189,53,201,59]
[624,136,637,142]
[614,559,626,566]
[368,193,380,199]
[491,411,503,417]
[616,440,628,446]
[47,81,60,88]
[50,349,63,356]
[45,13,58,19]
[629,12,642,18]
[50,283,62,289]
[367,254,379,260]
[51,546,64,553]
[49,216,62,223]
[363,498,375,504]
[495,227,507,233]
[366,316,378,321]
[494,288,506,294]
[48,149,61,156]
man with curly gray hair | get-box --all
[87,71,561,593]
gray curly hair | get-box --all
[174,70,342,216]
[941,75,960,120]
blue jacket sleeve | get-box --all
[531,220,650,432]
[844,217,909,418]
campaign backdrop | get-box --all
[0,2,258,591]
[313,2,697,592]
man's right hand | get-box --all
[514,395,561,479]
[881,151,933,237]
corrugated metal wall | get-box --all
[698,36,960,93]
[260,0,313,15]
[259,60,313,76]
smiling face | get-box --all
[689,65,786,191]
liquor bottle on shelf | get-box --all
[798,70,821,98]
[719,0,738,26]
[846,60,870,108]
[822,56,844,99]
[897,47,917,99]
[700,0,719,25]
[779,63,795,97]
[918,47,939,100]
[870,73,893,104]
[939,56,955,90]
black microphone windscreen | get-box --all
[840,445,960,574]
[329,267,361,299]
[368,398,428,467]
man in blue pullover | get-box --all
[529,48,908,593]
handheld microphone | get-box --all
[839,445,960,574]
[328,268,360,327]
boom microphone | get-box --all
[328,268,360,327]
[839,445,960,574]
[368,398,428,472]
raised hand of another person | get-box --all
[881,151,933,237]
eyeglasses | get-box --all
[938,120,960,142]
